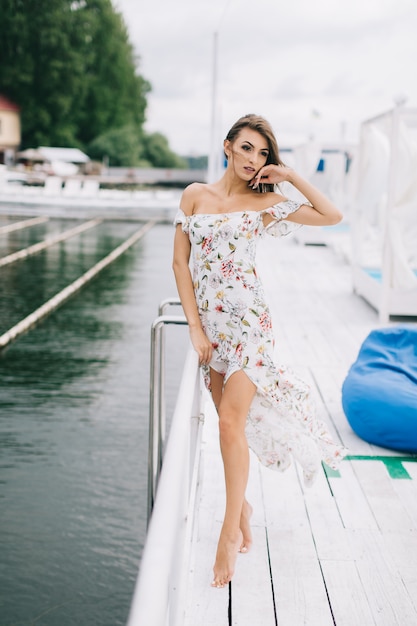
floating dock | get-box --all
[130,230,417,625]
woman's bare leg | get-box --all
[239,499,253,553]
[210,369,254,558]
[210,369,256,587]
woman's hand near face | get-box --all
[251,163,343,226]
[250,164,292,188]
[189,325,213,366]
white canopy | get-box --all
[38,147,90,164]
[351,105,417,320]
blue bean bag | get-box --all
[342,326,417,452]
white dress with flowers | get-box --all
[174,202,346,485]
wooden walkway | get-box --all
[183,234,417,625]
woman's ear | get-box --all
[223,139,231,160]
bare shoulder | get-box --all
[180,182,208,215]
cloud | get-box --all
[116,0,417,154]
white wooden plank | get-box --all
[268,525,334,626]
[382,530,417,611]
[351,461,415,531]
[403,461,417,481]
[231,458,277,624]
[261,465,334,625]
[231,525,276,625]
[321,560,376,626]
[301,366,345,445]
[301,320,342,368]
[350,529,417,625]
[184,403,229,625]
[328,462,379,530]
[302,467,353,561]
[312,365,376,455]
[391,469,417,528]
[260,459,304,530]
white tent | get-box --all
[37,147,90,176]
[351,105,417,322]
[286,142,355,247]
[38,147,90,163]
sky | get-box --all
[115,0,417,156]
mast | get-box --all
[207,31,219,184]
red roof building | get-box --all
[0,95,20,113]
[0,94,21,163]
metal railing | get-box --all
[148,298,186,521]
[127,300,204,626]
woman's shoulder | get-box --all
[180,182,209,215]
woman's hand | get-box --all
[189,326,213,366]
[250,164,293,188]
[251,163,343,225]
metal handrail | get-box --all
[128,346,203,626]
[158,297,182,315]
[154,298,183,499]
[147,299,187,522]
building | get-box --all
[0,95,21,165]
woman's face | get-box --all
[225,128,269,180]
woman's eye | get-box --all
[261,152,269,158]
[241,144,251,151]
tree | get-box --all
[73,0,150,145]
[88,125,144,166]
[88,127,188,168]
[142,133,187,169]
[0,0,150,148]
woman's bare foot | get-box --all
[211,529,243,588]
[239,499,253,553]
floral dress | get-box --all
[174,201,347,485]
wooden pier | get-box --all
[183,233,417,625]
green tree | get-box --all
[88,127,188,168]
[142,133,187,169]
[74,0,150,145]
[88,125,144,166]
[0,0,150,148]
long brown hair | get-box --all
[225,114,284,192]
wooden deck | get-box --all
[183,233,417,625]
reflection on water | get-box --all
[0,219,188,625]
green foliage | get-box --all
[0,0,150,148]
[88,125,145,166]
[142,133,187,169]
[0,0,186,167]
[88,127,187,168]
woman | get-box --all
[172,114,347,589]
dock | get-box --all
[184,234,417,625]
[130,230,417,626]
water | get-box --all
[0,217,188,625]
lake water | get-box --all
[0,216,188,625]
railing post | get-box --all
[157,298,182,478]
[147,312,187,523]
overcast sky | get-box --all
[115,0,417,156]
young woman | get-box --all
[172,114,347,589]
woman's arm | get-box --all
[172,188,213,365]
[253,164,343,226]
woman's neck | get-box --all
[215,169,252,197]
